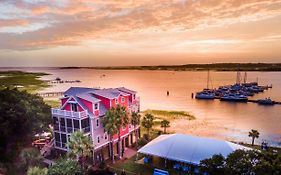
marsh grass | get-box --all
[44,99,61,108]
[0,71,50,93]
[143,109,195,120]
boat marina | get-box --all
[195,71,279,105]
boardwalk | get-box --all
[37,92,64,97]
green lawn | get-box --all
[110,154,188,175]
[0,71,50,93]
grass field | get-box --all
[0,71,50,92]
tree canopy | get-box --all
[48,159,83,175]
[200,149,281,175]
[0,88,51,162]
[20,148,43,171]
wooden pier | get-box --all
[36,92,64,97]
[247,99,281,105]
[211,98,281,105]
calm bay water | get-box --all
[2,67,281,146]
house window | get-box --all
[97,136,100,143]
[96,119,99,128]
[81,118,90,133]
[53,117,59,131]
[94,103,98,110]
[70,103,78,112]
[73,119,79,131]
[60,118,66,132]
[133,94,136,100]
[61,134,67,144]
[115,98,118,104]
[66,119,73,133]
[121,97,125,103]
[104,133,108,140]
[61,134,67,148]
[54,132,61,147]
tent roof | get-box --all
[138,133,251,165]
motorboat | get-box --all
[258,98,274,105]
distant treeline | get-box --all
[60,63,281,71]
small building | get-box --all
[51,87,140,163]
[138,133,251,165]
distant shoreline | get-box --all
[59,63,281,71]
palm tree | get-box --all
[248,129,260,146]
[115,104,129,159]
[67,131,93,169]
[160,119,170,134]
[103,107,119,163]
[141,113,154,139]
[131,112,141,147]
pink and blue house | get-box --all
[51,87,140,162]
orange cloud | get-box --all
[31,6,50,15]
[0,19,29,28]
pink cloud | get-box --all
[0,0,281,50]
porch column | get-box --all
[130,133,133,145]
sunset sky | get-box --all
[0,0,281,67]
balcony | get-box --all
[129,97,140,113]
[52,108,88,118]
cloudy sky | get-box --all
[0,0,281,67]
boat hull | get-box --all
[220,97,248,102]
[195,96,215,100]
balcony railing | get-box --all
[131,96,140,112]
[52,108,88,118]
[129,124,139,132]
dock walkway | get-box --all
[36,92,64,97]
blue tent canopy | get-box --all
[138,133,251,165]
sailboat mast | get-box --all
[244,72,247,84]
[207,70,210,89]
[236,64,241,85]
[236,71,241,85]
